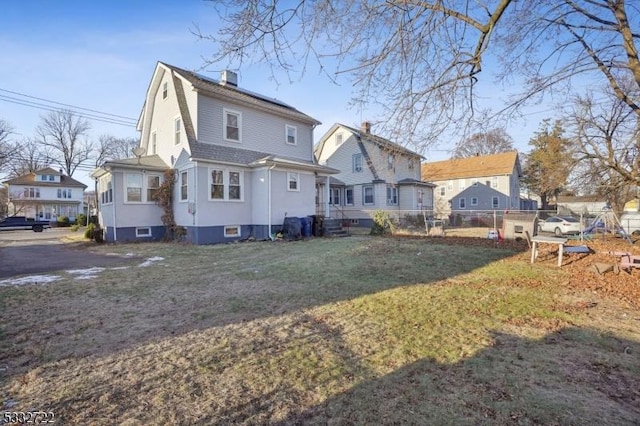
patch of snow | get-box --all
[138,256,164,267]
[0,275,62,287]
[66,267,106,275]
[110,266,130,270]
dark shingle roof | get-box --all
[4,167,87,188]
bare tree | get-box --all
[8,138,52,177]
[567,81,640,209]
[452,128,515,158]
[0,118,16,176]
[36,109,92,176]
[196,1,640,149]
[92,135,140,168]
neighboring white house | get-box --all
[3,167,86,221]
[314,122,434,227]
[555,195,608,216]
[91,62,337,244]
[421,151,522,218]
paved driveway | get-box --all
[0,229,135,279]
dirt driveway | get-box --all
[0,230,135,278]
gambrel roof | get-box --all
[421,151,521,181]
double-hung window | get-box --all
[125,173,163,203]
[492,196,500,208]
[151,131,157,154]
[471,197,478,206]
[57,188,72,199]
[180,171,188,201]
[285,125,297,145]
[386,185,398,205]
[345,187,354,206]
[330,188,340,205]
[210,168,244,201]
[459,198,466,209]
[287,172,299,191]
[224,109,241,142]
[174,117,181,145]
[23,187,40,198]
[126,174,143,202]
[147,175,161,201]
[387,154,395,170]
[363,185,374,205]
[352,154,363,173]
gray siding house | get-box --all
[314,122,434,227]
[92,62,336,244]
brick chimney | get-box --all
[361,121,371,134]
[220,70,238,87]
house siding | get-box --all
[197,95,314,162]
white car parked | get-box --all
[538,216,582,236]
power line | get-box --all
[0,88,138,128]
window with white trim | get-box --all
[136,227,152,237]
[162,82,168,99]
[126,173,143,202]
[180,171,188,201]
[440,186,445,196]
[100,178,112,205]
[209,168,244,201]
[147,175,161,201]
[471,197,478,206]
[224,226,241,238]
[363,185,374,205]
[23,187,40,198]
[352,154,363,173]
[224,109,241,142]
[492,196,500,208]
[387,154,395,170]
[459,198,466,209]
[345,187,354,205]
[174,117,181,145]
[330,188,340,205]
[335,133,343,145]
[57,188,72,199]
[408,159,414,170]
[285,125,297,145]
[125,173,163,203]
[287,172,299,191]
[386,185,398,205]
[151,131,157,154]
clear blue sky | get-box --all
[0,1,549,185]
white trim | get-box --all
[179,170,189,202]
[223,108,242,143]
[224,225,241,238]
[174,116,182,145]
[136,227,152,238]
[124,172,163,204]
[287,172,300,192]
[363,185,374,206]
[285,124,297,145]
[471,197,478,206]
[208,167,245,202]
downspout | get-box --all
[268,163,276,240]
[112,173,117,242]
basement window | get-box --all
[224,226,241,238]
[136,227,152,238]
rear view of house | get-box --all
[92,62,337,244]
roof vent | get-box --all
[220,70,238,87]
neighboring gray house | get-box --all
[314,122,434,227]
[92,62,336,244]
[450,182,511,212]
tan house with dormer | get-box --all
[421,151,522,218]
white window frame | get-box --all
[224,226,241,238]
[223,108,242,142]
[180,171,188,202]
[287,172,300,192]
[440,186,445,196]
[335,133,343,145]
[285,125,297,145]
[386,185,398,205]
[387,154,395,170]
[162,82,168,99]
[174,117,181,145]
[136,227,152,238]
[151,131,157,155]
[330,187,340,205]
[363,185,374,205]
[345,186,354,206]
[147,175,161,202]
[408,159,414,170]
[352,154,363,173]
[492,196,500,208]
[24,187,40,198]
[471,197,478,206]
[124,172,163,204]
[459,198,466,209]
[208,168,245,201]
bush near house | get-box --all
[57,216,70,227]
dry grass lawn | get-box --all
[1,235,639,424]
